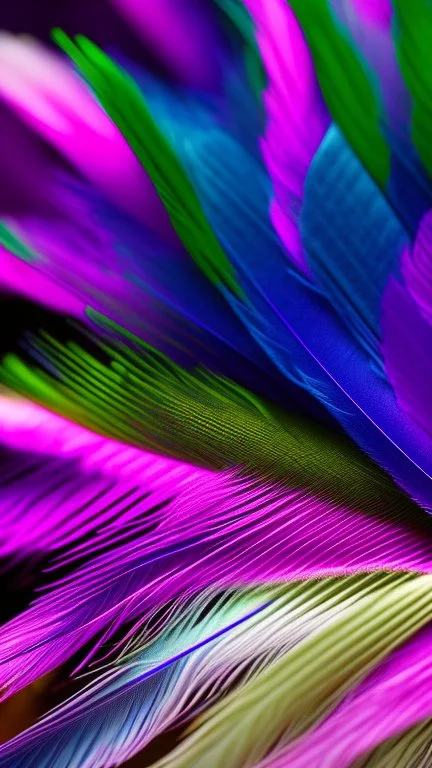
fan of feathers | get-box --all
[1,1,432,766]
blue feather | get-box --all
[301,124,408,370]
[172,125,432,507]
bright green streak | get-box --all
[0,222,39,263]
[53,29,242,298]
[392,0,432,178]
[288,0,390,187]
[0,317,420,521]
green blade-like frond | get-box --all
[0,221,39,263]
[52,29,242,298]
[0,314,421,521]
[288,0,390,186]
[392,0,432,178]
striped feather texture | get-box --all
[0,1,432,765]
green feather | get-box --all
[357,720,432,768]
[392,0,432,178]
[0,314,421,522]
[288,0,390,187]
[0,221,39,263]
[52,29,242,298]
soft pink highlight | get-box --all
[0,245,85,317]
[0,35,173,238]
[244,0,329,272]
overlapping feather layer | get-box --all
[1,1,432,766]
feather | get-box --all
[0,205,265,373]
[0,465,424,699]
[349,0,393,29]
[0,102,61,219]
[1,180,300,409]
[0,577,375,767]
[393,0,432,183]
[156,121,432,505]
[0,395,207,485]
[401,210,432,326]
[0,396,206,564]
[244,0,329,272]
[0,322,421,514]
[2,576,430,768]
[54,32,432,504]
[53,30,240,299]
[0,35,170,235]
[354,721,432,768]
[45,33,432,507]
[1,4,432,765]
[301,123,408,367]
[150,574,432,768]
[260,623,432,767]
[381,277,432,439]
[0,357,430,697]
[288,0,390,188]
[0,245,84,318]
